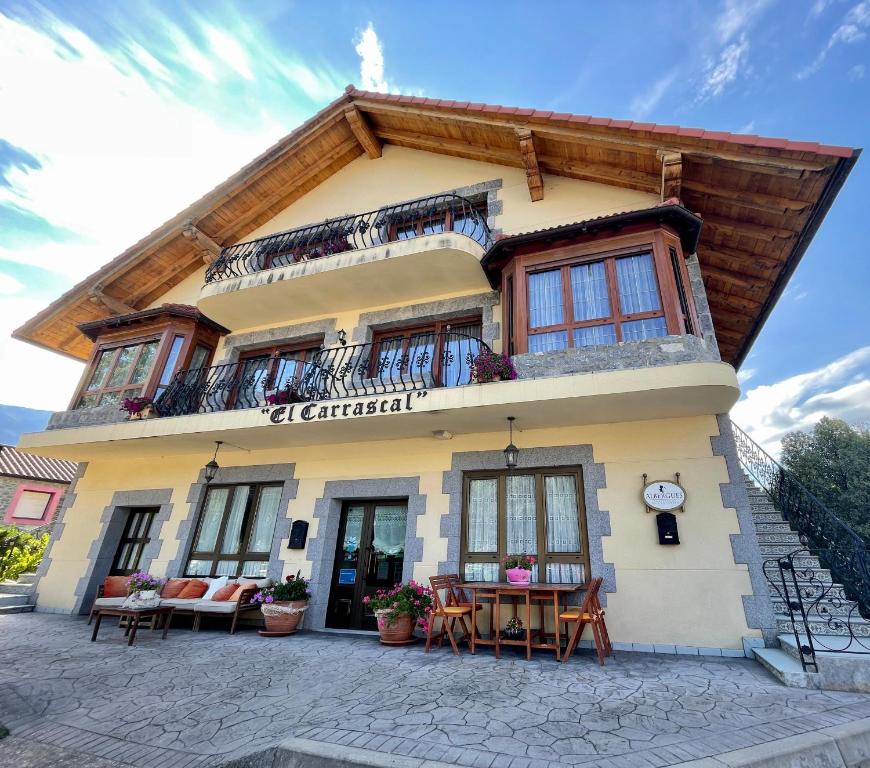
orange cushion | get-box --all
[230,582,258,602]
[161,579,188,599]
[177,579,208,599]
[103,576,129,598]
[212,583,239,602]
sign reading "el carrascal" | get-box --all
[262,390,429,425]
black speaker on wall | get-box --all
[288,520,309,549]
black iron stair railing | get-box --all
[732,421,870,617]
[154,331,489,417]
[205,193,492,284]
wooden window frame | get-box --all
[460,467,590,583]
[110,508,158,576]
[184,482,282,578]
[503,226,700,355]
[370,316,482,382]
[70,317,221,410]
[230,339,323,408]
[386,201,488,243]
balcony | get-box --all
[198,194,493,329]
[154,330,488,417]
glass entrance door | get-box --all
[326,501,408,630]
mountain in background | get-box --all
[0,404,53,446]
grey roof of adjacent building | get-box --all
[0,444,78,484]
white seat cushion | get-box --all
[193,600,238,614]
[159,598,200,608]
[236,577,272,589]
[93,597,126,607]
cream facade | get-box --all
[24,96,845,656]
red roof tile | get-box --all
[0,445,77,484]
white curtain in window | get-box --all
[571,262,610,321]
[464,562,499,582]
[528,270,564,328]
[573,325,616,348]
[621,317,668,341]
[546,562,585,584]
[545,475,581,553]
[373,505,407,555]
[194,488,228,551]
[506,474,537,555]
[248,486,282,553]
[220,486,250,554]
[467,479,498,552]
[616,253,660,313]
[443,323,482,387]
[528,330,568,353]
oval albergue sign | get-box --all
[642,481,686,512]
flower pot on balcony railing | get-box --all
[120,397,157,420]
[265,388,293,406]
[470,349,517,384]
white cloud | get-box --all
[737,367,757,384]
[731,346,870,456]
[797,1,870,79]
[355,23,390,92]
[0,7,354,409]
[700,34,751,99]
[630,70,678,119]
[849,63,866,79]
[738,119,757,134]
[0,273,23,295]
[698,0,772,100]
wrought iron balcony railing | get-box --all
[205,193,492,284]
[154,331,490,417]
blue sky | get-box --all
[0,0,868,452]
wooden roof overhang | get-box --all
[77,303,229,342]
[15,86,859,367]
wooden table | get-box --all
[91,606,175,646]
[459,582,586,661]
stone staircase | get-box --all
[746,476,869,637]
[745,476,870,691]
[0,572,37,615]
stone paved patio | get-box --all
[2,614,870,768]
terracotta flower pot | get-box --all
[374,610,415,643]
[262,599,308,633]
[506,567,532,584]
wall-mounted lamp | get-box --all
[432,429,454,440]
[503,417,519,469]
[204,441,223,484]
[337,328,347,346]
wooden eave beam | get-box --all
[182,221,223,265]
[658,151,682,201]
[344,107,382,159]
[700,263,764,290]
[215,136,361,242]
[87,286,135,316]
[699,243,783,269]
[374,128,659,193]
[352,99,834,176]
[516,128,544,201]
[682,179,811,214]
[702,215,797,242]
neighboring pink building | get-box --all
[0,445,78,530]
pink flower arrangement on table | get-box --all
[363,580,434,630]
[470,349,517,383]
[126,571,165,595]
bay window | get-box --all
[502,226,700,356]
[461,468,589,584]
[72,306,226,411]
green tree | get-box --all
[780,417,870,543]
[0,526,48,583]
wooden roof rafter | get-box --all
[12,85,859,367]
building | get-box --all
[1,445,77,531]
[14,87,859,653]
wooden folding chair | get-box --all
[560,577,612,665]
[426,574,475,655]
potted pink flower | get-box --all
[364,580,434,644]
[504,553,535,584]
[120,396,156,420]
[470,349,518,383]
